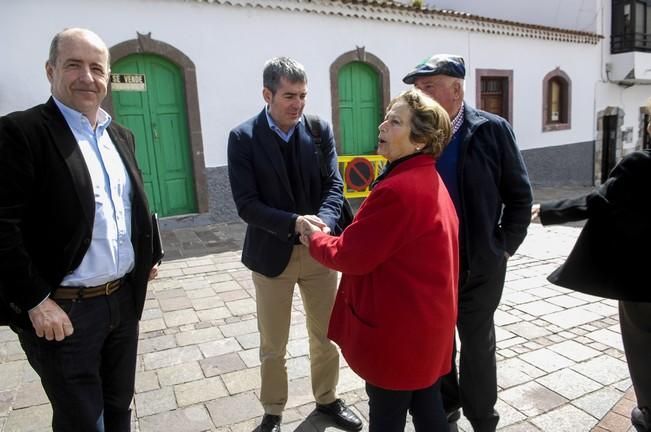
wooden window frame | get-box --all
[542,68,572,132]
[475,69,513,124]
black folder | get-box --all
[151,213,165,265]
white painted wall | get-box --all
[0,0,606,167]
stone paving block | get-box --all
[211,280,245,294]
[158,296,193,312]
[200,352,246,377]
[498,422,542,431]
[526,286,564,299]
[182,264,219,275]
[612,394,637,416]
[494,398,527,427]
[283,376,315,410]
[536,369,602,399]
[520,348,575,373]
[222,367,261,395]
[583,302,619,318]
[542,307,603,329]
[494,310,521,326]
[547,340,601,362]
[135,387,177,417]
[546,294,588,308]
[0,361,25,391]
[158,268,184,278]
[238,348,261,368]
[175,375,228,406]
[198,337,241,358]
[138,405,214,432]
[572,355,630,385]
[586,328,624,351]
[163,309,199,327]
[495,327,516,342]
[515,300,563,317]
[497,357,546,389]
[497,336,527,350]
[572,387,623,419]
[336,367,366,395]
[196,307,231,322]
[530,404,597,431]
[154,288,189,299]
[12,381,48,409]
[176,327,223,346]
[236,333,261,350]
[0,389,15,416]
[219,318,258,338]
[219,290,251,302]
[191,296,225,311]
[4,403,52,432]
[157,361,204,386]
[503,322,551,339]
[138,334,177,354]
[226,298,257,316]
[289,323,309,340]
[499,381,567,417]
[140,308,163,321]
[206,391,261,427]
[287,356,311,381]
[135,370,160,393]
[139,318,167,334]
[185,287,216,299]
[143,346,203,370]
[597,411,632,432]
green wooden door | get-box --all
[338,62,382,155]
[111,54,197,217]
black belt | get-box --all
[52,278,123,300]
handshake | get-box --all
[295,215,330,246]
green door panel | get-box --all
[337,62,381,155]
[111,54,196,217]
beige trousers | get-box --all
[252,245,339,415]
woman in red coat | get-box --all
[298,90,459,431]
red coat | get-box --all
[309,155,459,390]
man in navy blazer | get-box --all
[0,28,155,431]
[228,57,361,432]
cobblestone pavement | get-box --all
[0,186,639,432]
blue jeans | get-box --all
[14,284,139,432]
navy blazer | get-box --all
[228,109,344,277]
[540,149,651,301]
[0,98,154,327]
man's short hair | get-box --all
[47,28,111,66]
[263,57,307,94]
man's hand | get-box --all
[300,215,331,235]
[531,203,541,222]
[298,218,321,246]
[28,298,74,341]
[149,264,159,281]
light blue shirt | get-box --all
[53,98,135,287]
[265,106,301,142]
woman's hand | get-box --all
[531,203,541,222]
[296,216,321,246]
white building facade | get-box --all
[2,0,635,225]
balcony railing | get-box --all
[611,32,651,53]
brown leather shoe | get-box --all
[259,414,281,432]
[316,399,362,431]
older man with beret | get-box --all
[403,55,533,432]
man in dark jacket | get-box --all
[403,54,533,432]
[0,28,156,431]
[227,57,361,432]
[533,147,651,432]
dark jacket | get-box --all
[540,149,651,301]
[227,109,344,277]
[0,98,154,327]
[456,105,533,276]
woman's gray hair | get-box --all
[387,89,452,159]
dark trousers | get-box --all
[15,284,139,432]
[366,379,448,432]
[620,300,651,409]
[441,257,507,432]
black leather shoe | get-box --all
[259,414,281,432]
[447,410,460,432]
[632,407,651,432]
[316,399,363,431]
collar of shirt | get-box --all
[265,106,301,143]
[52,97,112,136]
[451,102,465,136]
